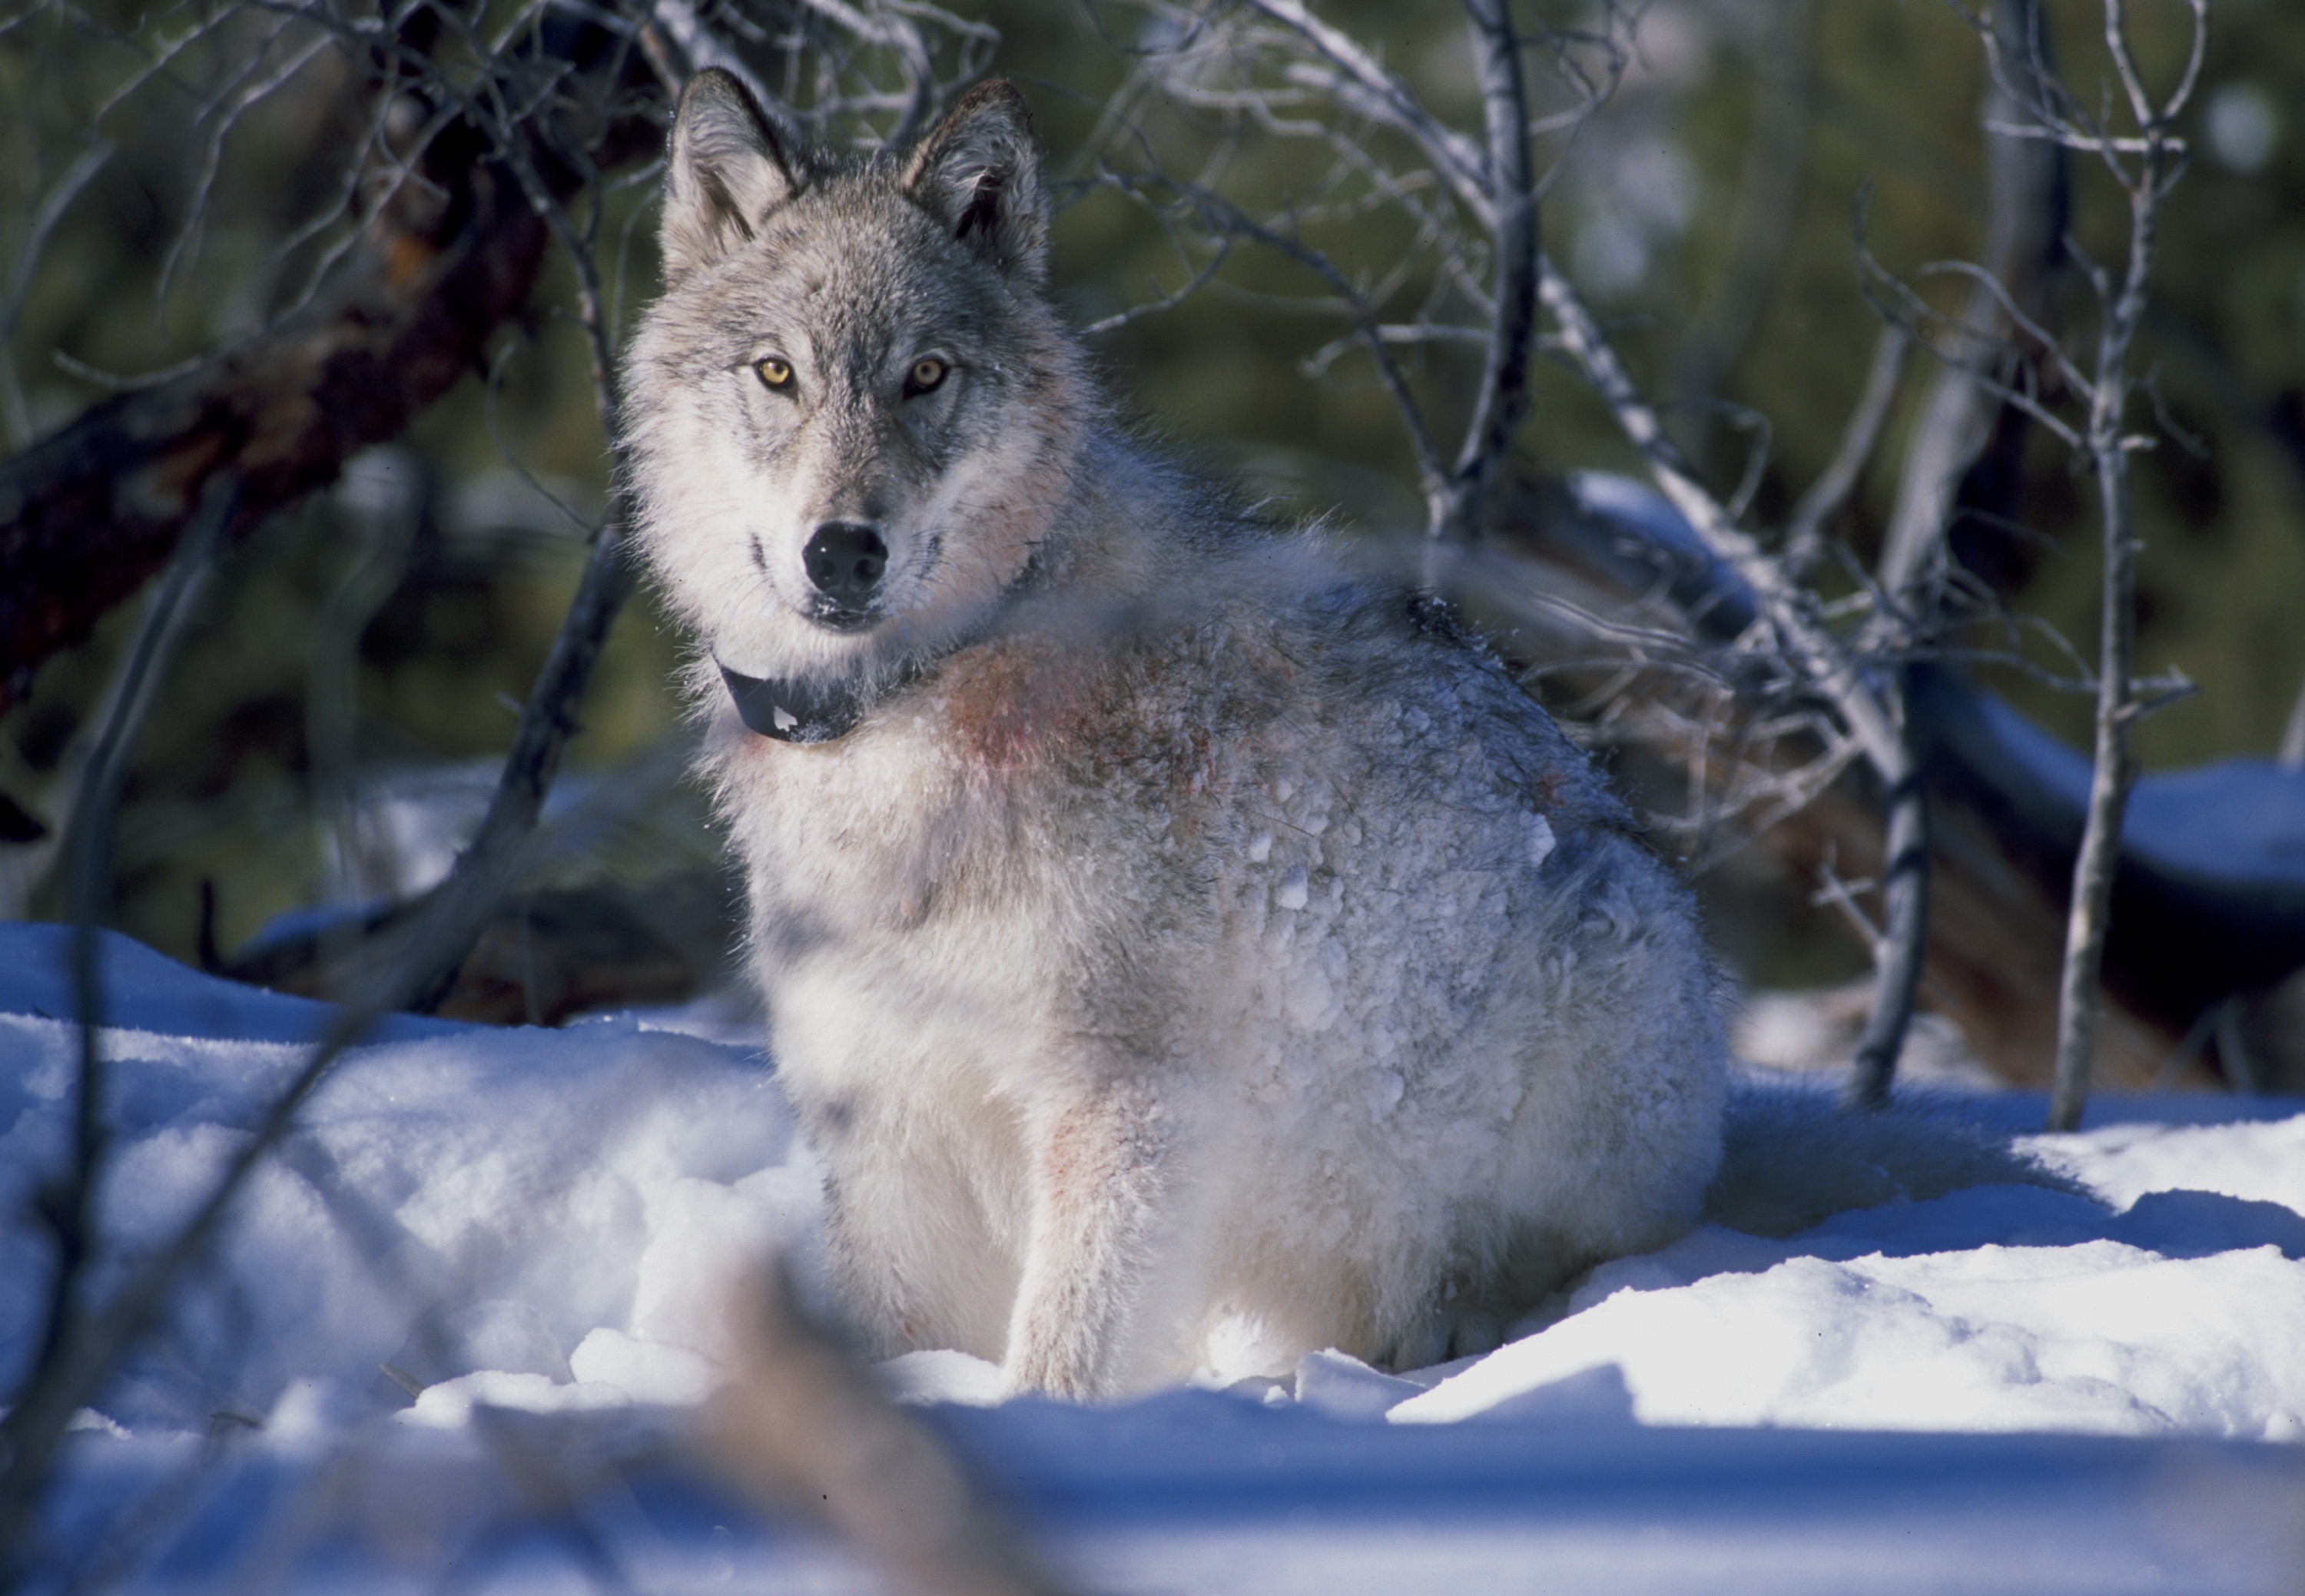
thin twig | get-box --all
[1089,168,1451,507]
[1537,254,1906,777]
[2280,672,2305,771]
[1239,0,1491,209]
[1671,0,1812,455]
[0,141,114,450]
[1536,251,1933,1100]
[0,510,627,1576]
[2045,0,2206,1134]
[1879,0,2067,606]
[708,1263,1072,1596]
[1430,0,1538,566]
[2,475,236,1579]
[1783,324,1908,573]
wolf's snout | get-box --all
[803,522,888,623]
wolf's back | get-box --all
[1705,1077,2084,1237]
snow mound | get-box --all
[9,923,2305,1591]
[0,925,814,1434]
[0,922,463,1046]
[8,923,2305,1444]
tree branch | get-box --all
[2045,0,2207,1133]
[1537,251,1935,1101]
[1878,0,2065,605]
[1783,324,1908,572]
[0,31,659,715]
[1431,0,1538,560]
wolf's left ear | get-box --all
[662,69,798,280]
[904,81,1049,284]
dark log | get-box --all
[1483,470,2305,1090]
[225,868,742,1027]
[0,28,662,714]
[1909,665,2305,1032]
[0,135,532,712]
[1757,772,2188,1090]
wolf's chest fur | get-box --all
[625,71,1730,1395]
[700,572,1722,1385]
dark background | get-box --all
[1,0,2297,997]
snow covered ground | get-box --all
[5,922,2304,1592]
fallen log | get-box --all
[224,868,741,1027]
[0,22,660,713]
[1481,470,2305,1091]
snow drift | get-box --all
[5,922,2303,1592]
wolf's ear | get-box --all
[662,69,796,280]
[904,81,1049,284]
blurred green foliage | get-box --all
[1,0,2298,983]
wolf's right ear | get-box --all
[661,69,797,280]
[904,81,1049,284]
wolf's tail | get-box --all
[1703,1076,2085,1237]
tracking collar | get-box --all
[717,657,925,744]
[718,551,1051,745]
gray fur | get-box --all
[622,73,2064,1399]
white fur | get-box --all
[623,75,2058,1400]
[664,491,1730,1395]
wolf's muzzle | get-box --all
[804,521,887,629]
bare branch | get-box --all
[154,23,334,315]
[650,0,782,135]
[708,1264,1072,1596]
[2281,672,2305,771]
[1241,0,1491,211]
[0,141,114,451]
[1431,0,1539,559]
[0,489,629,1564]
[1783,325,1908,573]
[1846,766,1929,1106]
[1671,0,1813,446]
[1089,168,1451,509]
[2,476,234,1572]
[1909,259,2090,393]
[1878,0,2068,606]
[2046,0,2207,1132]
[1081,237,1234,336]
[1982,118,2177,155]
[0,19,662,713]
[1536,251,1935,1101]
[797,0,939,141]
[1538,254,1908,776]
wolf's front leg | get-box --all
[1003,1078,1198,1399]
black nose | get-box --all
[801,522,887,614]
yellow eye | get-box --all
[907,357,948,394]
[755,357,794,390]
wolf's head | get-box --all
[623,71,1085,696]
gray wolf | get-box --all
[622,71,2051,1399]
